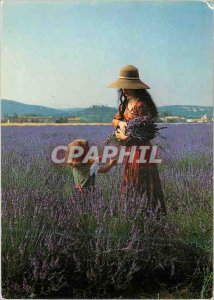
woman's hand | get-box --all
[116,128,129,141]
[118,121,127,131]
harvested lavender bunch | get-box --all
[125,115,162,142]
[103,115,167,145]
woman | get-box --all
[107,65,166,214]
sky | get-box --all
[1,0,213,108]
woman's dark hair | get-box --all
[118,89,128,118]
[118,89,158,119]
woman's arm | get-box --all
[112,111,127,132]
[112,111,123,129]
[116,102,152,145]
[116,129,142,146]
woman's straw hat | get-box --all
[107,65,150,89]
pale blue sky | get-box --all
[1,1,213,108]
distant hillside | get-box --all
[159,105,213,118]
[75,105,213,122]
[77,105,118,123]
[1,100,213,121]
[59,108,85,113]
[1,99,83,117]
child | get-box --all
[65,139,117,193]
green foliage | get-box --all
[77,105,118,123]
[55,117,68,123]
[21,113,38,117]
[159,111,172,117]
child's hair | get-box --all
[65,139,91,167]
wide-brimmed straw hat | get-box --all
[107,65,150,89]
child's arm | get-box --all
[98,159,117,173]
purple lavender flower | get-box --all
[125,116,165,142]
[1,124,213,299]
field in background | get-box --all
[1,122,211,126]
[1,124,213,299]
[1,122,112,126]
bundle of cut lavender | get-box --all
[125,115,162,142]
[103,115,167,145]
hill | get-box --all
[1,99,213,121]
[1,99,83,117]
[159,105,213,118]
[77,105,117,123]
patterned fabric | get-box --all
[112,100,150,128]
[112,100,166,214]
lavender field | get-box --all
[1,124,213,299]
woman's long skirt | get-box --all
[121,142,166,214]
